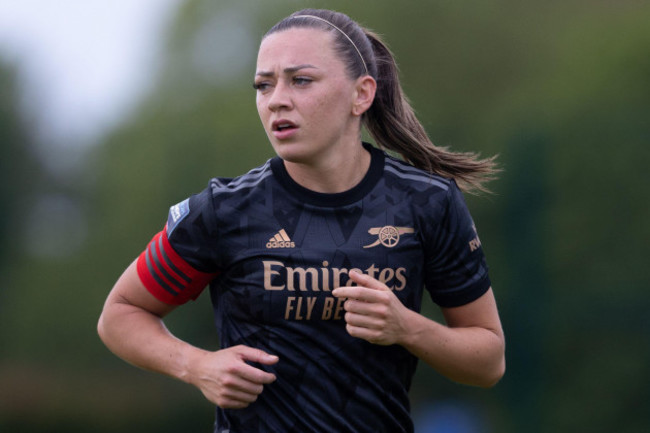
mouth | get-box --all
[272,120,298,132]
[271,120,299,139]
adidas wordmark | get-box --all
[266,229,295,249]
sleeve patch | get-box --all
[167,198,190,236]
[468,223,482,252]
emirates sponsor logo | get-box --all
[262,260,407,292]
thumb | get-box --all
[237,345,279,365]
[348,270,390,291]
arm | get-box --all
[403,286,505,387]
[97,260,278,408]
[332,271,505,388]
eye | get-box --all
[293,76,313,86]
[253,81,272,92]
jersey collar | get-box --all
[270,142,384,207]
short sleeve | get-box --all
[136,187,220,305]
[425,181,491,308]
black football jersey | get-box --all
[137,143,491,433]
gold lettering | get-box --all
[322,297,334,320]
[294,297,304,320]
[346,269,362,286]
[321,261,330,291]
[305,297,317,320]
[332,268,348,289]
[285,296,318,320]
[263,261,409,294]
[285,297,296,319]
[334,297,345,320]
[287,267,319,291]
[366,264,379,279]
[379,268,395,286]
[263,260,285,290]
[394,267,407,291]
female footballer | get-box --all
[98,8,505,433]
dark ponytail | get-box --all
[266,9,499,194]
[362,31,499,194]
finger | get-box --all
[343,298,390,317]
[231,346,278,384]
[345,323,384,344]
[225,389,261,404]
[344,311,385,329]
[333,286,389,304]
[219,399,251,410]
[332,286,372,300]
[348,270,390,291]
[233,362,277,385]
[236,345,280,366]
[332,272,390,299]
[220,374,265,396]
[215,388,261,409]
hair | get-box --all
[264,9,499,194]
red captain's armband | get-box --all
[136,227,218,305]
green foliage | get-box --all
[2,1,649,432]
[0,63,36,265]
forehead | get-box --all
[257,28,339,70]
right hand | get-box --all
[189,345,279,409]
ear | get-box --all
[351,75,377,117]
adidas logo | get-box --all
[266,229,295,249]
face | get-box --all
[255,28,362,166]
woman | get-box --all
[98,8,505,433]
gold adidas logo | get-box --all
[266,229,295,249]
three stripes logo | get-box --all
[266,229,295,249]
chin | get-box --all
[272,142,315,164]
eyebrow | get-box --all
[255,64,318,77]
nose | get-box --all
[267,82,292,112]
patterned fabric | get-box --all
[137,143,491,433]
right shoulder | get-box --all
[208,159,275,198]
[166,159,275,237]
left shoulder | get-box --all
[382,152,452,194]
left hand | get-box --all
[332,270,413,345]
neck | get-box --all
[283,141,371,193]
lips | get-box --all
[271,119,298,139]
[272,120,297,131]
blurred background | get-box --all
[1,0,648,431]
